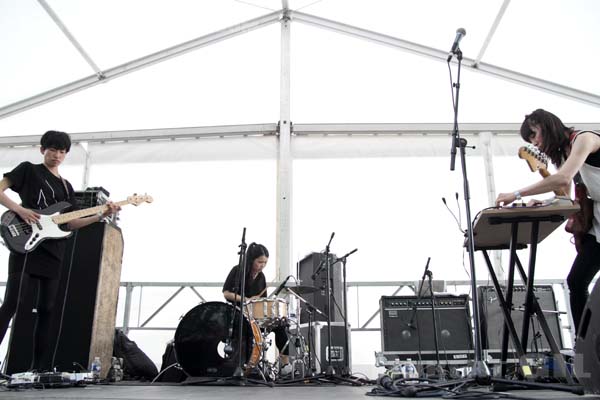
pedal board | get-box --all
[9,371,94,388]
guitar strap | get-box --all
[59,176,70,200]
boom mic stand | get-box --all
[445,44,582,395]
[226,231,269,386]
[232,228,248,380]
[448,47,490,381]
[322,232,336,376]
[333,248,357,377]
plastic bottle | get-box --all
[403,361,418,379]
[91,356,102,380]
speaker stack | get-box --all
[477,285,563,362]
[6,223,123,378]
[297,252,343,324]
[379,294,473,365]
[575,279,600,393]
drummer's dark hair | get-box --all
[246,243,269,271]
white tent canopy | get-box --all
[1,0,599,276]
[2,0,600,369]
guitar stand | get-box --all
[470,205,583,393]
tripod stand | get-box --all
[222,230,271,387]
[408,257,445,379]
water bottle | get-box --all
[403,361,418,379]
[91,356,102,380]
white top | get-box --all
[574,130,600,242]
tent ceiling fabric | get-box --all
[1,0,599,129]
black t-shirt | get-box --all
[222,265,267,300]
[3,162,77,276]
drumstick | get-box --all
[256,287,268,298]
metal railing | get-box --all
[111,279,577,348]
[0,278,580,350]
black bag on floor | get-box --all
[113,329,158,381]
[155,340,187,383]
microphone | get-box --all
[447,28,466,62]
[272,275,292,297]
[223,340,233,358]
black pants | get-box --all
[271,324,289,356]
[0,258,61,371]
[567,233,600,334]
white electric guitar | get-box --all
[0,193,153,254]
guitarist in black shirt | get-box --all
[0,130,120,372]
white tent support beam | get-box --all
[37,0,103,77]
[0,10,282,120]
[290,11,600,108]
[474,0,511,67]
[276,12,293,280]
[79,142,91,190]
[480,131,504,280]
[3,123,600,149]
[0,124,278,147]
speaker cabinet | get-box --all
[380,295,473,364]
[291,321,351,374]
[297,252,342,324]
[6,223,123,377]
[575,280,600,393]
[477,285,563,361]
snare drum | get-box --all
[245,298,288,328]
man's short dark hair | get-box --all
[40,130,71,152]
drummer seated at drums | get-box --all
[223,243,292,374]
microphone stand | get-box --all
[232,228,248,380]
[424,263,444,380]
[446,48,582,395]
[447,48,490,381]
[322,233,336,376]
[334,248,357,376]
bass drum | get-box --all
[174,301,262,377]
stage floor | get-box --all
[0,382,598,400]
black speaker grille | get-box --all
[380,295,473,363]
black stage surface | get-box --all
[0,382,599,400]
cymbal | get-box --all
[282,285,319,295]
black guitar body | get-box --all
[0,202,73,254]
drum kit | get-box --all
[173,284,320,382]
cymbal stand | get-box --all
[287,288,327,376]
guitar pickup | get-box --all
[8,225,19,237]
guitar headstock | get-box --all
[518,145,548,173]
[127,193,153,206]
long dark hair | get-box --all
[244,242,269,276]
[519,109,574,167]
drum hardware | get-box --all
[278,244,361,385]
[281,285,319,295]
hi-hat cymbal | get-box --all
[282,285,318,295]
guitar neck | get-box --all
[52,199,129,224]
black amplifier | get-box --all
[74,186,110,208]
[380,294,473,365]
